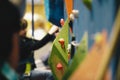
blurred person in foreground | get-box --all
[17,19,59,80]
[0,0,21,79]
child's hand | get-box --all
[48,25,59,35]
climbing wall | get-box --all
[64,0,120,80]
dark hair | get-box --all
[20,19,28,30]
[0,0,20,66]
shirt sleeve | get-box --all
[20,33,55,51]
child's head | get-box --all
[19,19,28,36]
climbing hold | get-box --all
[72,9,79,18]
[59,38,65,48]
[94,33,103,44]
[56,63,63,70]
[69,13,75,21]
[60,18,65,27]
